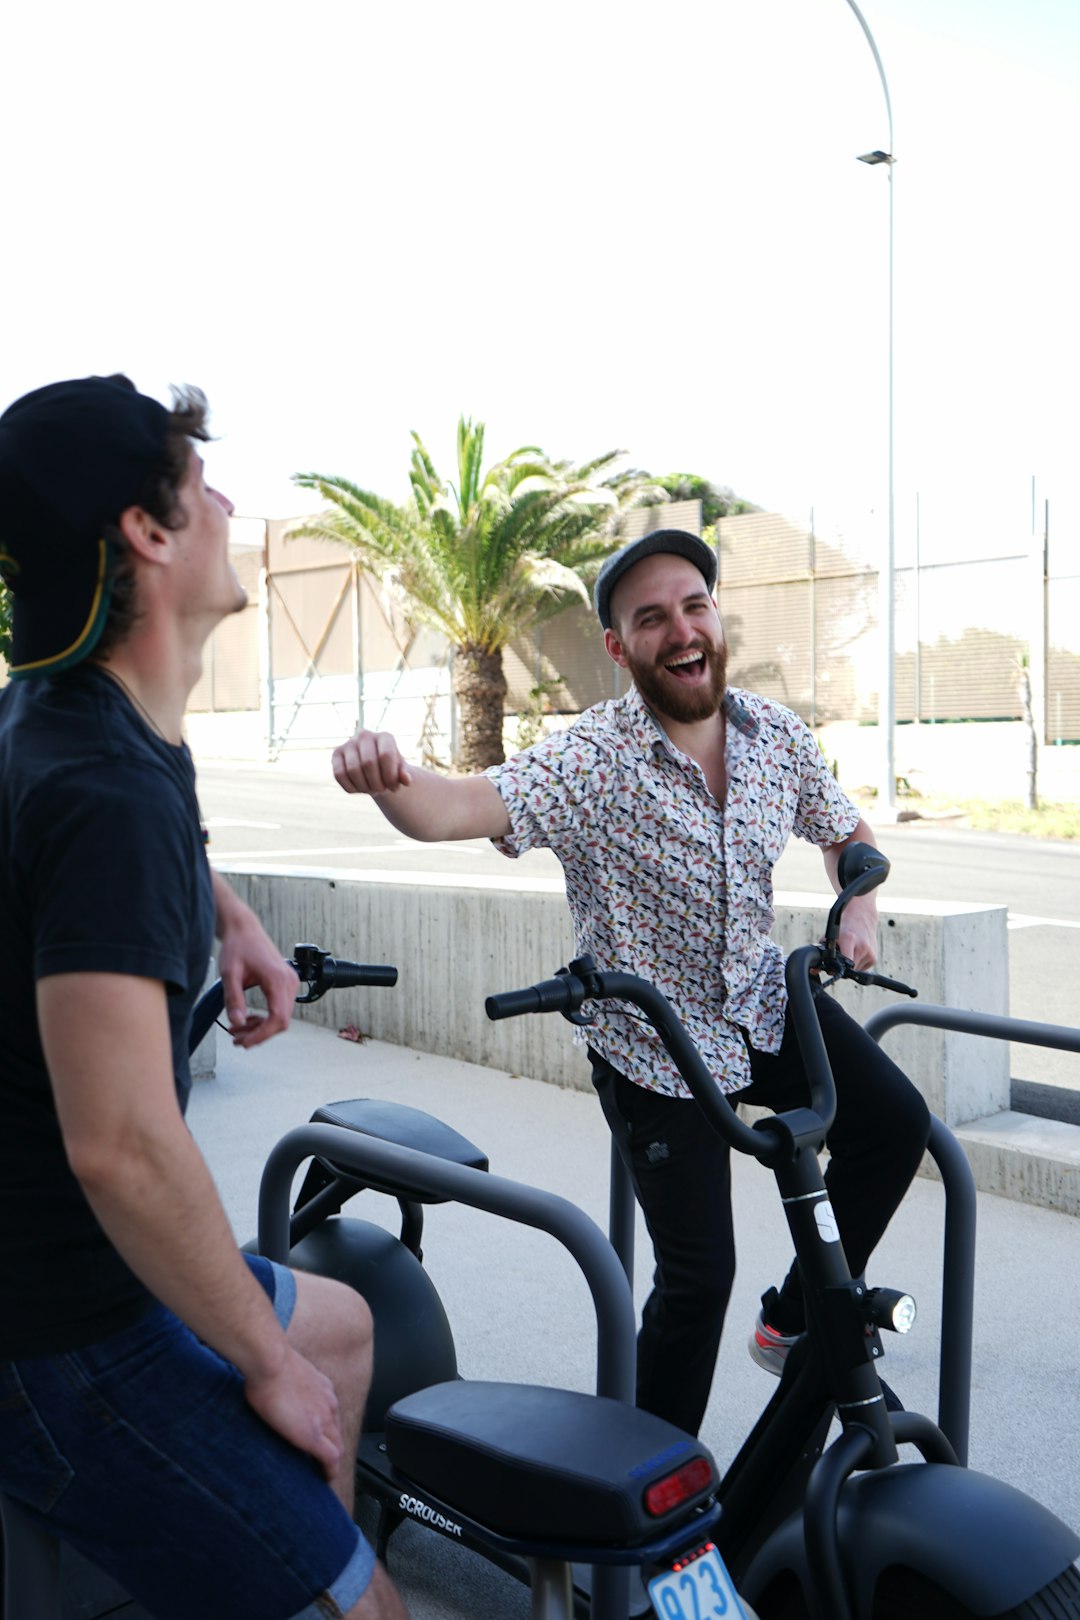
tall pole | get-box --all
[844,0,896,815]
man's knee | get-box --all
[288,1270,373,1373]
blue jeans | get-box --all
[0,1254,374,1620]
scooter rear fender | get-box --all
[739,1463,1080,1618]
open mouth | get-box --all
[663,649,708,682]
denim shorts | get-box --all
[0,1254,374,1620]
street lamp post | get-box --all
[844,0,896,817]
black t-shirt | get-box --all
[0,666,215,1356]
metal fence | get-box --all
[187,521,454,763]
[189,510,1079,752]
[507,512,1080,746]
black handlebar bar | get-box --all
[188,943,398,1054]
[486,976,583,1021]
[291,943,398,1002]
[485,843,913,1165]
[492,961,780,1162]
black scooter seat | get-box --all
[386,1381,717,1544]
[309,1098,488,1171]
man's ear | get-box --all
[604,626,629,668]
[117,504,169,563]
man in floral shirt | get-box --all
[332,529,931,1438]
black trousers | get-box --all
[589,992,931,1437]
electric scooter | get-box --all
[239,847,1080,1616]
[482,842,1080,1618]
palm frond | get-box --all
[291,420,644,655]
[567,449,627,482]
[458,416,486,513]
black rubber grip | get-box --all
[322,959,398,989]
[486,977,574,1020]
[486,986,543,1020]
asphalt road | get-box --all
[195,754,1080,1098]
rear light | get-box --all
[643,1455,714,1516]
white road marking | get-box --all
[1007,914,1080,930]
[207,843,414,859]
[202,817,282,830]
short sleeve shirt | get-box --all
[485,686,860,1098]
[0,666,215,1355]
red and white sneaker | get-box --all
[748,1311,801,1376]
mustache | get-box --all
[657,642,715,665]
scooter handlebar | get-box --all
[290,944,398,1003]
[313,958,399,990]
[486,962,781,1162]
[485,978,577,1020]
[189,944,399,1049]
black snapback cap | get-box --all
[594,528,717,630]
[0,375,172,678]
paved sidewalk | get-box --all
[190,1017,1080,1619]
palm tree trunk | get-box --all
[453,644,508,773]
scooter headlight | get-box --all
[867,1287,918,1334]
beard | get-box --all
[625,638,728,724]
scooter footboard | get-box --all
[739,1463,1080,1619]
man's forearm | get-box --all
[212,866,256,938]
[821,815,879,894]
[821,817,881,969]
[368,763,482,839]
[79,1116,289,1382]
[210,870,298,1045]
[332,730,512,841]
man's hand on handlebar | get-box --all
[333,729,413,796]
[213,873,299,1048]
[835,894,879,973]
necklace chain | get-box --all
[99,666,171,744]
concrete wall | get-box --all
[216,866,1009,1127]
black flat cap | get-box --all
[594,528,717,630]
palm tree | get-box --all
[292,417,653,771]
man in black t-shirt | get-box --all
[0,377,406,1620]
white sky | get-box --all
[3,0,1078,575]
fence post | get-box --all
[260,522,273,755]
[1031,508,1048,747]
[352,560,365,735]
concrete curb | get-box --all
[214,863,1080,1219]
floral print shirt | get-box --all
[485,685,860,1098]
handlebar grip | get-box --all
[319,958,398,989]
[856,969,918,998]
[486,987,543,1020]
[486,977,575,1021]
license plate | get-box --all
[648,1541,746,1618]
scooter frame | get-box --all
[480,844,1080,1618]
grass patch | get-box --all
[897,796,1080,839]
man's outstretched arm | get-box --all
[333,728,511,842]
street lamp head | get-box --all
[857,149,895,166]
